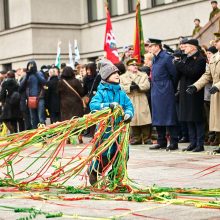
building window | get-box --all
[128,0,136,13]
[87,0,97,22]
[3,63,12,71]
[152,0,165,7]
[3,0,9,29]
[109,0,118,16]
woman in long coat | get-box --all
[0,71,21,133]
[58,66,84,143]
[120,59,151,145]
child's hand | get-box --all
[109,102,118,111]
[124,114,132,123]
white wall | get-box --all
[0,0,4,31]
[8,0,32,28]
[31,0,82,24]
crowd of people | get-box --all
[0,33,220,153]
[0,1,220,154]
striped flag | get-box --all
[133,0,145,63]
[55,40,61,68]
[74,39,80,63]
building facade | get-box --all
[0,0,211,70]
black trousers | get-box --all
[187,121,205,147]
[156,126,179,146]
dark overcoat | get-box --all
[175,51,206,122]
[0,78,21,121]
[46,76,60,114]
[58,78,84,121]
[151,50,177,126]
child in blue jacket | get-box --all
[88,60,134,185]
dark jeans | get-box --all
[187,121,205,147]
[88,143,129,176]
[29,98,46,129]
[156,126,179,146]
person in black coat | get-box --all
[46,67,61,123]
[175,39,206,152]
[83,62,101,106]
[0,71,22,133]
[18,68,32,130]
[82,63,101,137]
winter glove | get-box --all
[186,85,197,95]
[209,86,219,94]
[130,81,139,91]
[109,102,119,111]
[124,114,132,124]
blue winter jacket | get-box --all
[89,82,134,156]
[19,71,47,97]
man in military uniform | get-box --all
[120,58,152,145]
[192,19,202,36]
[148,39,179,151]
[209,1,220,21]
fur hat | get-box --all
[98,59,119,81]
[207,46,218,54]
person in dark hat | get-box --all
[175,39,207,152]
[187,38,220,153]
[209,1,220,21]
[120,58,152,145]
[88,60,134,185]
[192,18,202,36]
[147,38,179,151]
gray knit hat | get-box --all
[98,59,119,81]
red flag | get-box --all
[104,7,120,64]
[133,0,145,63]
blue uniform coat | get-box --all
[151,50,177,126]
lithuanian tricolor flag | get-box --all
[133,0,145,63]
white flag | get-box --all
[74,40,80,63]
[68,41,74,68]
[55,40,61,68]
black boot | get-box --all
[149,144,167,150]
[182,144,196,152]
[87,170,98,185]
[213,148,220,154]
[192,146,204,152]
[166,144,178,151]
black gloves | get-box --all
[109,102,118,111]
[209,86,219,94]
[124,114,132,123]
[186,85,197,95]
[130,81,139,91]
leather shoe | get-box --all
[192,146,204,152]
[178,137,189,143]
[130,141,142,145]
[88,171,98,185]
[149,144,166,150]
[213,148,220,154]
[166,144,178,151]
[182,144,196,151]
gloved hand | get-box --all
[109,102,118,111]
[186,85,197,95]
[124,114,132,123]
[130,81,139,91]
[209,86,219,94]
